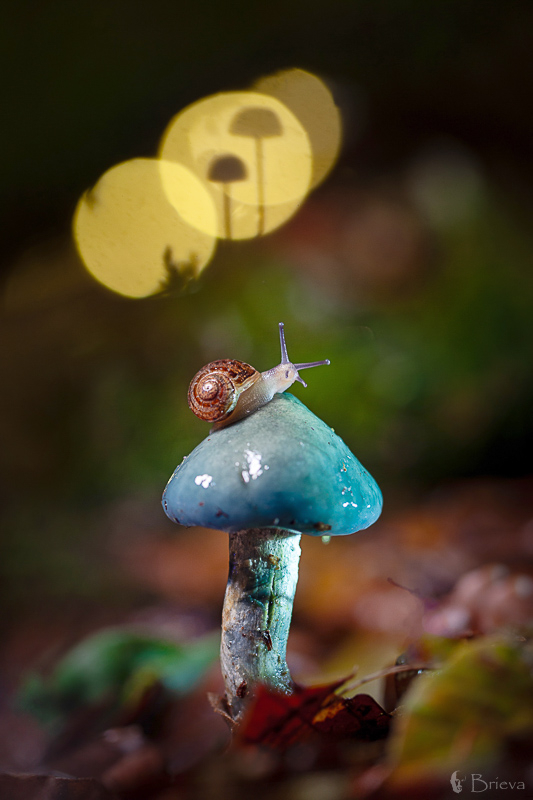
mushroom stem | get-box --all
[221,528,301,721]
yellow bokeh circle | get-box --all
[159,91,313,240]
[253,69,342,191]
[73,158,217,298]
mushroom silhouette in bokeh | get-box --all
[207,154,248,240]
[159,90,311,239]
[230,107,283,236]
[253,68,342,191]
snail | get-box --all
[188,322,330,428]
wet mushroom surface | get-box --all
[162,392,383,721]
[162,393,382,536]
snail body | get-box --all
[188,323,330,428]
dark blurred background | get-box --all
[1,0,533,644]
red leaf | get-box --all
[239,680,391,750]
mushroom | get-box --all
[207,154,248,240]
[162,392,382,723]
[229,107,284,236]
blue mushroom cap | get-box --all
[162,393,382,536]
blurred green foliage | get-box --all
[1,0,533,615]
[20,629,219,730]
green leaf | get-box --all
[19,628,219,728]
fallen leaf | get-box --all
[239,680,391,750]
[386,634,533,786]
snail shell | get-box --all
[187,359,259,423]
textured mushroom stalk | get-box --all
[221,528,301,721]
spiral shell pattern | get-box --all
[187,360,259,422]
